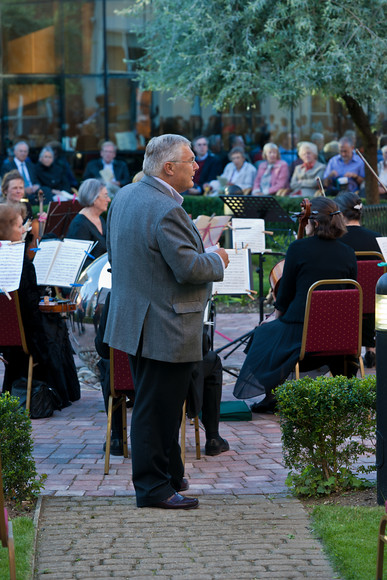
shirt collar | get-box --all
[152,176,184,205]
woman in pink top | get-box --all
[252,143,289,195]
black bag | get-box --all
[11,378,62,419]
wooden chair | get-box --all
[180,401,201,465]
[355,251,386,315]
[295,279,364,380]
[104,347,134,475]
[376,502,387,580]
[0,291,33,412]
[0,452,16,580]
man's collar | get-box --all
[196,153,208,162]
[152,176,184,205]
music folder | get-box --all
[33,238,94,287]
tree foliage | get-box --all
[129,0,387,202]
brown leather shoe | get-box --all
[149,493,199,510]
[173,478,189,492]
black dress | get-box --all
[35,161,71,203]
[66,213,107,269]
[340,224,380,347]
[1,257,80,407]
[233,236,357,399]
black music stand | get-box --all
[44,200,82,239]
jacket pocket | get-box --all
[172,301,203,314]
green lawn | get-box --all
[312,504,385,580]
[0,517,34,580]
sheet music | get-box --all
[212,249,253,295]
[377,238,387,262]
[194,215,231,249]
[231,218,265,253]
[0,242,25,292]
[33,238,93,286]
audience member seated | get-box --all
[0,141,40,202]
[336,190,380,369]
[311,132,327,164]
[378,145,387,194]
[46,141,78,189]
[66,178,110,269]
[185,136,223,195]
[95,294,229,457]
[252,143,289,196]
[83,141,130,196]
[323,137,365,195]
[322,140,339,163]
[0,205,80,408]
[233,197,358,413]
[289,142,326,197]
[35,146,73,203]
[209,147,257,194]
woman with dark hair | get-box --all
[233,197,358,412]
[335,191,380,368]
[0,204,80,408]
[66,178,110,268]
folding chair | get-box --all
[104,347,135,475]
[0,291,33,412]
[295,279,364,379]
[180,402,201,465]
[0,452,16,580]
[355,251,386,315]
[376,502,387,580]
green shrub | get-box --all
[0,392,45,502]
[276,375,376,497]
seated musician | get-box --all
[233,197,358,413]
[66,178,110,269]
[96,293,229,457]
[336,190,380,368]
[0,204,80,408]
[1,170,33,222]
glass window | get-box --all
[5,81,60,147]
[105,1,145,73]
[1,2,60,74]
[64,78,106,151]
[63,1,104,74]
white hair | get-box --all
[142,134,191,176]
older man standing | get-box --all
[104,134,229,509]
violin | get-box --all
[269,198,311,299]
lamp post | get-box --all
[375,272,387,504]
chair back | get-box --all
[355,251,386,314]
[300,279,362,360]
[109,347,135,397]
[0,292,28,354]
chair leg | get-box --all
[194,416,201,460]
[104,396,113,475]
[295,361,300,381]
[25,355,33,413]
[7,520,16,580]
[180,401,186,466]
[122,396,129,459]
[359,355,365,379]
[376,515,387,580]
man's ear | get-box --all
[164,162,175,176]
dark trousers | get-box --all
[128,352,194,507]
[200,352,222,439]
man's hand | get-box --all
[214,248,229,268]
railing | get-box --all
[362,205,387,236]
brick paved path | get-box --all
[34,495,338,579]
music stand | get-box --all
[44,200,82,239]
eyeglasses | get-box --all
[168,159,196,166]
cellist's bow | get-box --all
[316,176,326,196]
[355,148,387,194]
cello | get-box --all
[269,198,311,299]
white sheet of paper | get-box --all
[231,218,265,253]
[33,238,93,286]
[0,242,25,292]
[194,215,231,249]
[212,248,253,295]
[377,238,387,261]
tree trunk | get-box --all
[342,94,379,204]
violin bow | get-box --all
[355,148,387,194]
[315,177,326,196]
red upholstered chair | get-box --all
[295,279,364,379]
[104,347,135,475]
[0,291,33,412]
[0,451,16,580]
[355,251,385,314]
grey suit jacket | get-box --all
[104,175,224,363]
